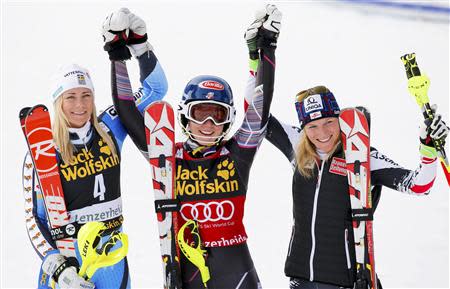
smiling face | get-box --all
[61,87,93,128]
[304,117,341,153]
[188,120,225,145]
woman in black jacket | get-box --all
[265,85,448,289]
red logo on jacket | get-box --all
[329,157,347,176]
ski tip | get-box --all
[33,104,49,112]
[24,104,50,117]
[19,107,32,119]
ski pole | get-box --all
[177,220,210,288]
[400,53,450,186]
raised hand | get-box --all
[259,4,282,48]
[420,104,449,147]
[102,8,131,60]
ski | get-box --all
[20,105,77,257]
[400,53,450,186]
[144,101,181,289]
[339,108,376,289]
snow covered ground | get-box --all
[1,0,448,288]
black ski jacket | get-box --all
[265,115,438,287]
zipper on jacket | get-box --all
[344,228,351,269]
[288,221,295,257]
[309,161,325,281]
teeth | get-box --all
[200,130,214,136]
[317,136,332,143]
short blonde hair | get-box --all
[53,96,117,165]
[295,86,340,178]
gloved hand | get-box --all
[102,8,131,61]
[419,104,449,147]
[42,253,95,289]
[244,9,266,60]
[258,4,282,49]
[120,8,154,57]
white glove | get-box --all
[262,4,282,34]
[58,267,95,289]
[102,8,130,44]
[42,253,95,289]
[122,8,153,57]
[244,9,266,60]
[257,4,282,49]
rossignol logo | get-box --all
[27,127,58,173]
[304,95,323,113]
[176,159,238,196]
[199,81,224,90]
[60,139,119,181]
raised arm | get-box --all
[234,5,281,148]
[102,8,167,157]
[371,109,449,195]
[266,115,302,166]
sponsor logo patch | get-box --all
[329,157,347,176]
[77,74,86,85]
[59,145,119,181]
[304,95,323,113]
[106,106,118,120]
[199,80,224,90]
[310,111,322,120]
[176,160,239,196]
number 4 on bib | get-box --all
[339,108,377,289]
[144,101,181,289]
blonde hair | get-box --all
[295,86,340,178]
[53,96,117,165]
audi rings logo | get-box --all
[180,201,234,223]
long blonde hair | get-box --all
[53,96,117,165]
[295,86,341,178]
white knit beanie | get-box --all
[50,64,95,102]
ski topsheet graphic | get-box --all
[20,105,76,257]
[339,108,376,289]
[20,105,130,282]
[144,101,182,289]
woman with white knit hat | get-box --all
[22,9,166,289]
